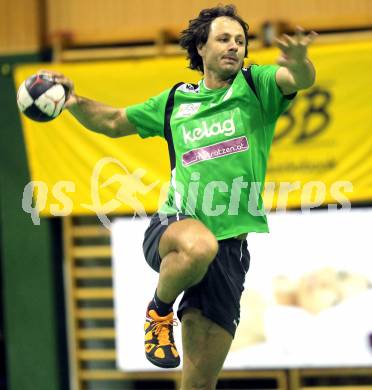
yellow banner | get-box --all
[15,40,372,217]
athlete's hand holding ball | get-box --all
[17,70,75,122]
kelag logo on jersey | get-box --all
[179,108,242,144]
[177,108,248,166]
[182,118,236,143]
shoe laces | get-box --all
[152,317,178,346]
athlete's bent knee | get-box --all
[182,235,218,269]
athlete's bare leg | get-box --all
[156,218,218,303]
[144,218,219,369]
[180,308,233,390]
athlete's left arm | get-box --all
[275,27,318,95]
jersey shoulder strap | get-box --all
[164,82,183,170]
[242,66,259,100]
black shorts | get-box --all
[142,212,250,337]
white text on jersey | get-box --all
[181,118,236,144]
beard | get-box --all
[218,63,241,80]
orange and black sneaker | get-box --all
[144,309,180,368]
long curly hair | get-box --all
[179,5,249,73]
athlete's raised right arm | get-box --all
[42,70,137,138]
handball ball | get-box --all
[17,73,67,122]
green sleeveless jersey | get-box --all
[126,65,295,239]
